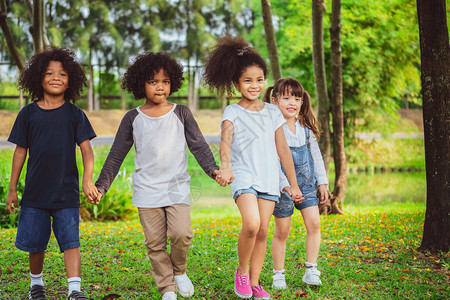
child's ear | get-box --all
[271,96,277,104]
[233,81,240,91]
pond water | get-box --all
[329,171,426,206]
[192,171,427,209]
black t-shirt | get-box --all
[8,101,96,209]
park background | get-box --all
[0,0,448,299]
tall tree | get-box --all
[416,0,450,252]
[312,0,331,173]
[323,0,346,215]
[261,0,282,81]
[0,0,25,70]
[31,0,47,52]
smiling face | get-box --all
[273,91,303,122]
[234,65,265,102]
[145,68,171,106]
[41,61,69,98]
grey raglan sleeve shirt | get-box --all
[174,104,219,179]
[95,109,137,196]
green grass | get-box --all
[0,203,448,299]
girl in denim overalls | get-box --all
[264,78,329,288]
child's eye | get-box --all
[164,80,170,84]
[46,72,53,76]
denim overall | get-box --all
[273,127,319,217]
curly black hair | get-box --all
[202,35,268,95]
[121,51,184,100]
[18,47,87,102]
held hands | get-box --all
[288,185,304,204]
[6,191,18,213]
[83,181,101,204]
[214,168,234,187]
[318,184,329,204]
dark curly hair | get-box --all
[121,51,184,100]
[18,47,87,102]
[202,35,268,95]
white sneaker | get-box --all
[162,291,177,300]
[302,268,322,285]
[174,273,194,297]
[272,269,287,289]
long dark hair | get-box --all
[264,77,320,138]
[202,35,268,95]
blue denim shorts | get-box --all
[15,206,80,253]
[273,191,319,218]
[233,186,279,203]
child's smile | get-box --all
[41,61,69,97]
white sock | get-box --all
[68,277,81,295]
[273,269,285,274]
[306,262,317,269]
[30,272,44,287]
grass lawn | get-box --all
[1,203,448,299]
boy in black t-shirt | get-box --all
[6,47,98,300]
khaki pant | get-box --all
[138,204,193,294]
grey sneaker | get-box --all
[67,290,89,300]
[174,273,194,297]
[29,285,47,300]
[302,268,322,285]
[272,270,287,289]
[162,291,177,300]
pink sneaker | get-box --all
[234,270,252,299]
[251,285,270,299]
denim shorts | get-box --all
[273,191,319,218]
[15,206,80,253]
[233,186,279,203]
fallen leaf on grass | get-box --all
[295,289,309,298]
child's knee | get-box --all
[307,219,320,233]
[242,220,260,237]
[274,227,290,241]
[168,226,193,245]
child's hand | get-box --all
[95,192,103,205]
[83,181,99,204]
[282,186,291,195]
[216,168,234,187]
[318,184,328,204]
[6,191,18,213]
[290,185,304,204]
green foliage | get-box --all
[0,149,23,228]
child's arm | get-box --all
[274,127,304,203]
[79,139,99,204]
[219,120,234,186]
[178,105,219,179]
[309,132,329,204]
[95,111,135,200]
[6,146,27,213]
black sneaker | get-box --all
[28,285,47,300]
[67,290,89,300]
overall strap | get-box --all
[304,126,311,149]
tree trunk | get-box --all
[261,0,282,81]
[325,0,346,215]
[416,0,450,252]
[32,0,45,52]
[312,0,331,174]
[88,51,94,113]
[0,0,25,71]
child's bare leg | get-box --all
[249,198,275,286]
[236,193,260,275]
[29,251,45,274]
[300,206,321,263]
[272,216,292,270]
[64,247,81,277]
